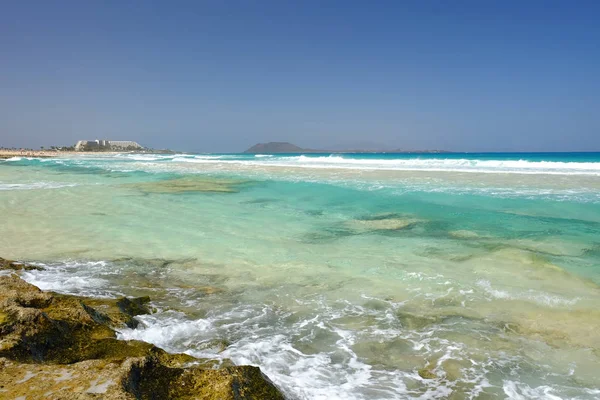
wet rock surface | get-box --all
[0,259,285,399]
[0,256,44,271]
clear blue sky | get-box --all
[1,0,599,152]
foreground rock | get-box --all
[0,259,285,399]
[0,256,44,271]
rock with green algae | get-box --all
[0,256,44,271]
[418,368,437,379]
[125,356,284,400]
[81,295,152,329]
[0,355,284,400]
[0,264,285,399]
[0,275,154,363]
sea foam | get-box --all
[0,182,77,191]
[167,155,600,175]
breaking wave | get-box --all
[167,154,600,175]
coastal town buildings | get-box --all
[74,140,142,151]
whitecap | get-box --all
[476,280,579,307]
[0,182,77,191]
[503,380,567,400]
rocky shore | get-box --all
[0,257,285,399]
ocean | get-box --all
[1,152,599,399]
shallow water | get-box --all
[1,153,600,399]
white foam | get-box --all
[124,154,171,161]
[0,182,77,191]
[168,155,241,163]
[194,155,229,159]
[503,381,569,400]
[476,280,579,307]
[117,313,213,352]
[113,296,506,400]
[167,155,600,175]
[13,259,599,399]
[20,261,120,298]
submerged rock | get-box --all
[0,261,285,399]
[125,177,247,194]
[196,338,231,353]
[347,213,421,232]
[418,368,437,379]
[448,230,481,239]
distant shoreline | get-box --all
[0,149,176,159]
[242,141,454,154]
[3,149,600,160]
[0,150,122,159]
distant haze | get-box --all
[1,1,599,152]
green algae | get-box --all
[418,368,437,379]
[117,296,151,318]
[0,263,285,399]
[0,257,44,271]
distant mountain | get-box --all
[244,142,451,154]
[244,142,309,153]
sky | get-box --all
[1,1,599,152]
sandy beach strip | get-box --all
[0,150,126,159]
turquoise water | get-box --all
[1,152,600,399]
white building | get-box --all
[107,141,142,149]
[74,140,143,151]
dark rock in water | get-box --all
[126,357,283,400]
[241,197,279,205]
[352,337,414,369]
[117,296,152,318]
[112,256,195,269]
[304,209,324,216]
[396,310,440,330]
[418,368,437,379]
[0,355,284,399]
[0,260,285,399]
[81,295,152,329]
[356,212,406,221]
[0,257,44,271]
[0,275,154,364]
[196,338,231,353]
[302,227,356,243]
